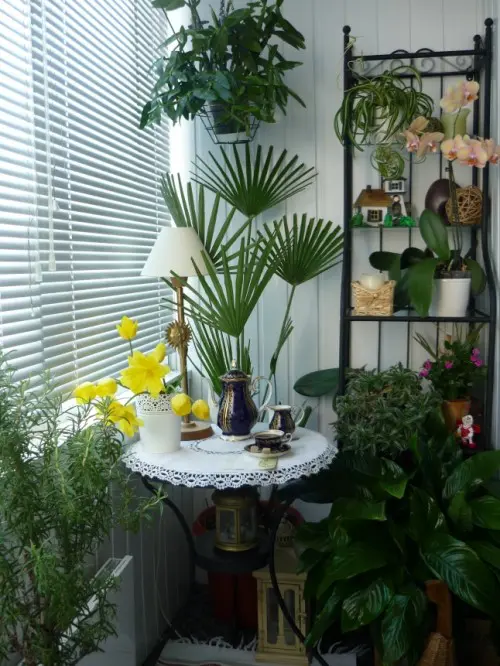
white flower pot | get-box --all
[136,394,181,454]
[431,276,471,317]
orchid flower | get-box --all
[441,135,466,161]
[402,130,420,153]
[484,138,500,164]
[416,132,444,158]
[440,81,480,113]
[408,116,429,134]
[457,137,488,168]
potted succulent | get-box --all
[415,327,487,431]
[369,208,486,317]
[334,67,433,149]
[108,315,209,453]
[0,353,162,666]
[141,0,306,136]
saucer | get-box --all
[244,443,291,459]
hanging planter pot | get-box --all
[431,272,471,317]
[136,394,181,454]
[200,104,260,145]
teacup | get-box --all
[254,429,292,452]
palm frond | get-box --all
[270,316,293,377]
[164,238,277,339]
[259,214,344,286]
[191,145,317,217]
[192,321,252,396]
[161,174,251,271]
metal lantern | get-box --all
[253,547,307,666]
[212,488,258,552]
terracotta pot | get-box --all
[442,398,471,432]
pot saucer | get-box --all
[244,443,291,459]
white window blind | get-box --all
[0,0,171,392]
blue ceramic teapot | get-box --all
[217,362,272,441]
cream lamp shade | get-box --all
[141,227,210,278]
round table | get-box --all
[123,426,335,661]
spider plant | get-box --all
[161,174,250,271]
[335,67,434,150]
[191,144,317,218]
[191,321,252,397]
[164,237,276,340]
[258,215,344,394]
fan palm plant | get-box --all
[161,174,250,271]
[258,215,344,394]
[191,144,317,218]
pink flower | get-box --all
[472,348,480,356]
[419,369,429,378]
[423,360,432,370]
[484,138,500,164]
[408,116,430,134]
[457,138,488,168]
[444,361,454,369]
[416,132,444,158]
[440,81,480,113]
[403,130,420,153]
[474,359,484,367]
[441,135,466,161]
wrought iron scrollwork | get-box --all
[350,46,475,78]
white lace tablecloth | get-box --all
[122,426,336,490]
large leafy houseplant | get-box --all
[295,443,500,666]
[141,0,306,132]
[370,209,486,316]
[0,354,162,666]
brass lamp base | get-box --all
[181,421,214,441]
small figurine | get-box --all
[399,215,417,227]
[391,195,403,223]
[457,414,480,449]
[351,212,364,228]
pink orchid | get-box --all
[456,138,488,168]
[474,359,484,368]
[403,130,420,153]
[472,348,480,357]
[444,361,454,370]
[408,116,429,134]
[416,132,444,158]
[419,369,429,378]
[440,81,480,113]
[441,135,466,161]
[484,138,500,164]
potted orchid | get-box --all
[74,316,209,454]
[416,327,487,431]
[400,80,499,316]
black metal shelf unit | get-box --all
[338,19,497,446]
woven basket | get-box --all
[352,280,395,316]
[445,185,482,226]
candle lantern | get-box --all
[253,546,307,666]
[212,488,258,552]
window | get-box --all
[367,209,383,222]
[0,0,170,392]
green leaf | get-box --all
[297,548,326,574]
[448,491,473,532]
[369,251,400,273]
[324,541,390,582]
[444,451,500,499]
[418,209,450,261]
[152,0,185,9]
[466,257,487,294]
[330,498,386,522]
[295,520,331,551]
[470,497,500,529]
[408,258,440,316]
[341,574,394,632]
[381,586,427,664]
[421,533,500,619]
[305,587,343,646]
[408,488,446,541]
[294,368,339,397]
[468,540,500,571]
[400,246,426,269]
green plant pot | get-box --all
[208,102,246,135]
[441,108,471,140]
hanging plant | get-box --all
[334,66,434,150]
[370,145,405,179]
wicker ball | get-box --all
[445,185,482,226]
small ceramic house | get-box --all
[354,185,392,226]
[383,177,408,217]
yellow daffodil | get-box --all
[171,393,192,417]
[102,401,143,437]
[120,351,167,397]
[105,400,125,423]
[151,342,167,363]
[192,399,210,421]
[73,382,97,404]
[95,377,118,398]
[116,316,138,341]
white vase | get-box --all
[432,276,471,317]
[136,394,181,454]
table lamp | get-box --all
[142,226,213,441]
